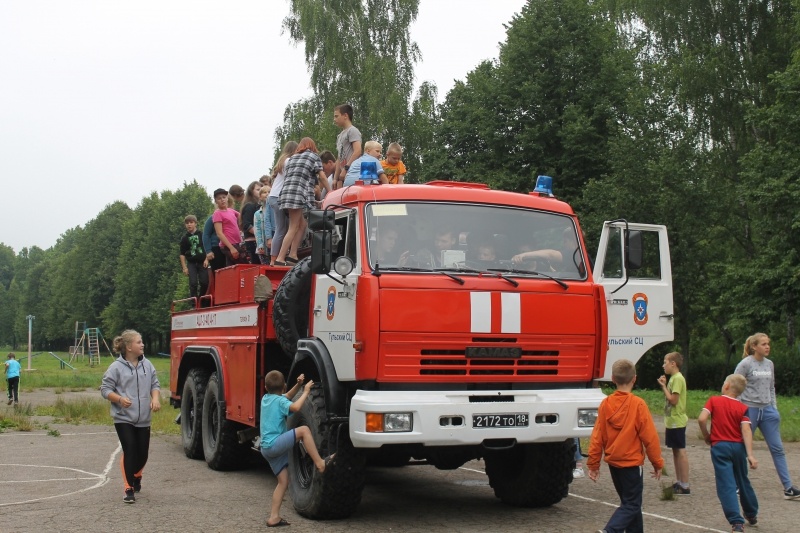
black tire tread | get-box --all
[290,387,365,519]
[273,257,313,357]
[202,372,249,471]
[181,368,209,460]
[484,441,573,507]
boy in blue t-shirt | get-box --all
[5,352,21,405]
[260,371,334,527]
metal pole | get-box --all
[26,315,35,371]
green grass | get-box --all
[9,351,171,389]
[3,355,799,443]
[1,351,178,435]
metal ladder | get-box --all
[87,328,101,367]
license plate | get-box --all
[473,413,529,428]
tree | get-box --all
[420,0,636,200]
[104,182,211,352]
[740,59,800,343]
[278,0,421,158]
[596,0,797,353]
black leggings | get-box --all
[114,423,151,489]
[7,376,19,402]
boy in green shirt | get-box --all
[658,351,690,494]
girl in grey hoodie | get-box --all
[100,329,160,504]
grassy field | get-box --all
[2,352,798,442]
[1,351,178,435]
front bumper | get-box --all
[349,388,604,448]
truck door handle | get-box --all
[313,306,322,316]
[659,313,675,319]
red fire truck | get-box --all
[170,179,674,519]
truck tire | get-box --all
[180,368,209,460]
[289,387,366,519]
[201,372,249,470]
[273,257,313,357]
[484,441,573,507]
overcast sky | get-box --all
[0,0,526,253]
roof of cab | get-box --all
[322,181,575,215]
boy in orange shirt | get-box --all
[381,142,407,184]
[588,359,664,533]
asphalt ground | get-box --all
[1,392,798,532]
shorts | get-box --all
[260,429,296,475]
[665,426,686,449]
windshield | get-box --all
[365,202,587,280]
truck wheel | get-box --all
[273,257,312,357]
[484,441,573,507]
[201,372,249,470]
[289,387,366,519]
[180,368,209,460]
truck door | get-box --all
[594,222,674,381]
[310,211,359,381]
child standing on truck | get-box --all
[588,359,664,533]
[179,215,209,301]
[697,374,759,532]
[658,351,690,494]
[260,371,334,527]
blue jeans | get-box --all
[574,438,583,462]
[747,405,794,490]
[711,441,758,525]
[605,465,643,533]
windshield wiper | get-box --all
[378,265,464,285]
[487,268,568,290]
[434,267,518,287]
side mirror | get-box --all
[307,209,335,231]
[311,231,332,273]
[626,230,643,270]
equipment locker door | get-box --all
[594,222,674,381]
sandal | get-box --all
[266,518,290,527]
[285,256,299,264]
[273,261,288,266]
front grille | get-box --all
[379,334,593,381]
[419,350,560,376]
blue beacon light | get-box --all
[533,175,554,197]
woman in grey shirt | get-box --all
[735,333,800,500]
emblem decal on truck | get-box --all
[326,286,336,320]
[632,293,648,325]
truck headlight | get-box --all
[577,409,598,427]
[366,412,413,433]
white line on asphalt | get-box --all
[458,465,726,532]
[0,443,121,507]
[458,466,486,475]
[568,492,727,533]
[1,477,99,484]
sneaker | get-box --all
[745,515,758,527]
[133,477,141,493]
[785,486,800,500]
[673,483,691,495]
[6,399,11,405]
[573,467,586,479]
[731,524,744,532]
[123,488,135,504]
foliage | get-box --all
[277,0,421,165]
[418,0,635,201]
[3,0,800,389]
